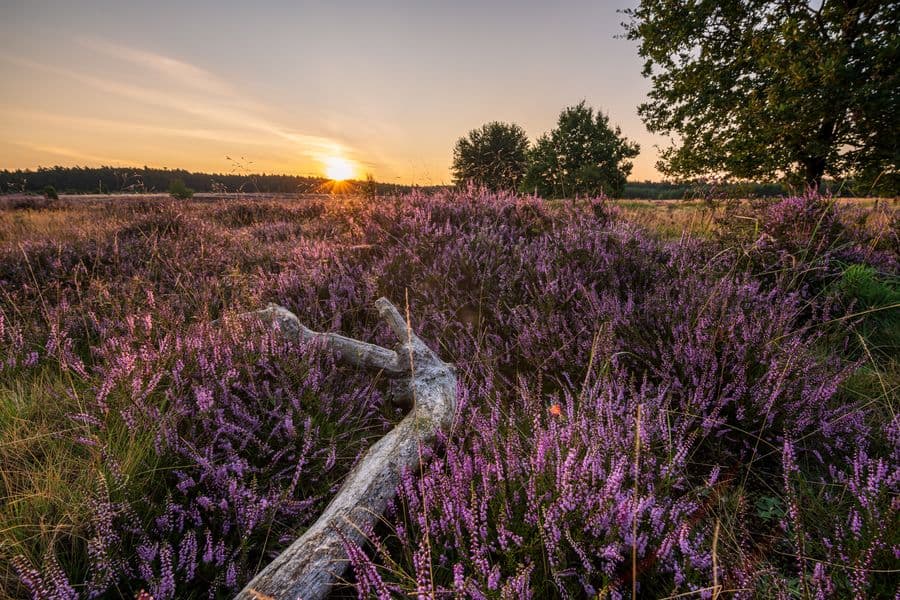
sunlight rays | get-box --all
[323,156,355,181]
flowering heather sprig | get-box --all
[344,538,393,600]
[812,427,900,598]
[781,438,810,597]
[10,554,76,600]
[0,311,38,373]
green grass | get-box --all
[0,367,165,596]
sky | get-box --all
[0,0,669,184]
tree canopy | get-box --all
[522,102,640,198]
[623,0,899,192]
[451,122,531,191]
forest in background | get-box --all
[0,165,884,199]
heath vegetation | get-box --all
[0,190,897,598]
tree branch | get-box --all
[233,298,457,600]
[238,303,406,375]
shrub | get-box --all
[837,264,900,361]
[212,201,302,228]
[43,185,59,200]
[167,179,194,200]
[362,173,379,201]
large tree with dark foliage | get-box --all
[522,102,639,198]
[623,1,900,192]
[451,122,531,191]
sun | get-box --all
[324,156,355,181]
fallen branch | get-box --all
[234,297,457,600]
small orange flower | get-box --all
[548,403,562,417]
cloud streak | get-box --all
[3,108,288,148]
[77,37,239,98]
[12,141,143,167]
[1,42,359,170]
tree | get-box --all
[522,102,640,198]
[451,122,530,191]
[168,178,194,200]
[623,1,900,191]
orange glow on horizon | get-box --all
[323,156,355,181]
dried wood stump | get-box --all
[234,297,457,600]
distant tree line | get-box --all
[0,165,435,196]
[622,181,786,200]
[622,179,881,199]
[0,165,878,201]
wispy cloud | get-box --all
[12,141,143,166]
[77,37,238,98]
[1,43,359,169]
[3,108,282,148]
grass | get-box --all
[0,370,97,590]
[0,367,167,594]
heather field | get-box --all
[1,191,898,599]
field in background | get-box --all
[3,192,895,247]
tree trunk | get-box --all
[231,298,457,600]
[802,156,826,192]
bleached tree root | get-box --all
[234,297,457,600]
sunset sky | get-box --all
[0,0,668,184]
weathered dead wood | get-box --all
[234,297,457,600]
